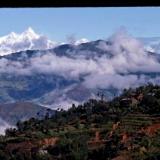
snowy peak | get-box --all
[24,27,36,34]
[21,27,40,39]
[0,27,39,42]
[8,32,17,39]
[0,27,57,56]
[139,37,160,54]
[60,38,90,46]
[75,38,89,45]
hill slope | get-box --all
[0,84,159,160]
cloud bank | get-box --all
[1,29,160,96]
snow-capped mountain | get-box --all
[59,38,89,46]
[0,27,57,56]
[74,38,89,45]
[0,28,91,56]
[138,37,160,53]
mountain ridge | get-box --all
[0,36,160,109]
[0,28,91,56]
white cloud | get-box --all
[0,118,14,135]
[1,29,160,100]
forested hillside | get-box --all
[0,83,160,160]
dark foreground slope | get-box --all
[0,84,160,160]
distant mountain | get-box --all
[0,28,90,56]
[0,31,160,110]
[0,39,116,109]
[0,36,159,110]
[0,102,55,125]
[74,38,89,45]
[138,37,160,53]
[0,27,57,56]
[52,39,112,58]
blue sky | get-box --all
[0,7,160,42]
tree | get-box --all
[5,128,17,137]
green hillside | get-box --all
[0,83,160,160]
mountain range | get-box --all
[0,27,90,56]
[0,28,160,132]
